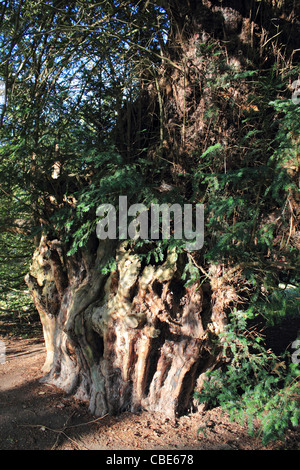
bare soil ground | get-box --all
[0,321,299,451]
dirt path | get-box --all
[0,334,299,451]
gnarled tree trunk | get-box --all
[25,234,237,418]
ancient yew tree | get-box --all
[1,0,299,436]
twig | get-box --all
[52,429,88,450]
[51,411,76,450]
[19,421,88,450]
[65,413,109,428]
[188,254,209,277]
